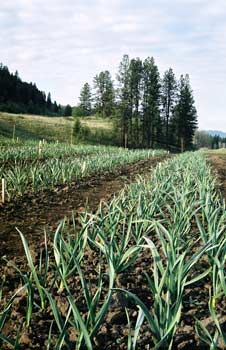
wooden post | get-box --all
[71,129,73,145]
[38,140,42,156]
[12,124,16,141]
[124,133,128,149]
[181,137,184,153]
[2,178,5,204]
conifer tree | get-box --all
[64,104,72,116]
[129,58,143,146]
[46,92,52,113]
[173,74,198,151]
[93,71,115,117]
[161,68,177,149]
[116,54,131,147]
[79,82,92,116]
[142,57,161,147]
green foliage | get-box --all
[0,142,165,199]
[79,82,92,116]
[116,56,197,151]
[173,75,198,151]
[142,57,162,148]
[72,117,91,142]
[64,104,72,116]
[161,68,178,149]
[73,105,86,117]
[93,71,115,118]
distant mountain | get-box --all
[207,130,226,138]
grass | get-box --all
[203,148,226,155]
[0,112,114,143]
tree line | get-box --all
[195,130,226,149]
[0,63,72,116]
[76,55,198,151]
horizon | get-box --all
[1,0,226,130]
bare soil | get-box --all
[0,157,165,258]
[208,154,226,199]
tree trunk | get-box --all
[181,137,184,153]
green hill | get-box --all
[0,112,114,144]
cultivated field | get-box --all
[0,142,225,350]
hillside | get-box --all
[0,112,114,143]
[0,63,63,116]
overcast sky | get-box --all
[1,0,226,130]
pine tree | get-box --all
[116,54,131,147]
[142,57,161,148]
[64,104,72,116]
[173,74,198,151]
[129,58,143,146]
[79,82,92,116]
[53,101,59,114]
[93,71,115,117]
[161,68,177,149]
[46,92,52,113]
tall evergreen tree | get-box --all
[129,58,143,146]
[46,92,52,112]
[93,71,115,117]
[173,74,198,151]
[161,68,177,149]
[79,82,92,116]
[53,101,59,114]
[142,57,161,148]
[116,54,131,147]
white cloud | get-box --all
[0,0,226,129]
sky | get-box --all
[1,0,226,130]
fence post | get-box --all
[2,178,5,204]
[38,140,42,156]
[12,124,16,141]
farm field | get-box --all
[0,146,226,350]
[0,143,166,258]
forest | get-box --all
[77,55,198,151]
[0,63,72,116]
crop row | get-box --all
[0,148,166,200]
[0,142,128,163]
[0,152,225,349]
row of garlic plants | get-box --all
[0,143,126,163]
[0,152,225,349]
[0,147,165,200]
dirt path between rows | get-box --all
[0,156,166,258]
[208,154,226,199]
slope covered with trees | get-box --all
[0,63,69,116]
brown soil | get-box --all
[208,154,226,199]
[0,157,165,258]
